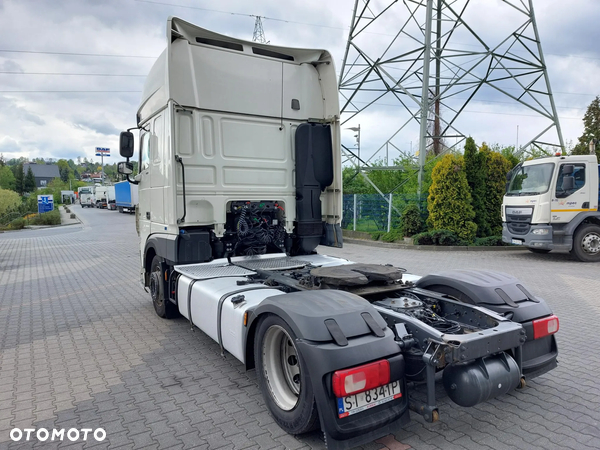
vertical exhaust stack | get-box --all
[294,123,334,254]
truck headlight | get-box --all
[532,228,549,235]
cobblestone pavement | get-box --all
[0,207,599,449]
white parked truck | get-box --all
[502,153,600,261]
[94,185,115,209]
[78,186,95,208]
[117,17,560,448]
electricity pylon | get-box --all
[339,0,564,197]
[252,16,269,44]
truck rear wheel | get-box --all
[571,224,600,262]
[150,256,178,318]
[254,315,319,435]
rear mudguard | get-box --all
[415,269,558,377]
[246,290,409,450]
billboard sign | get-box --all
[37,195,54,214]
[95,147,110,157]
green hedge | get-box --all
[29,210,61,226]
[413,229,468,246]
[381,229,402,242]
[473,235,507,246]
[370,231,385,241]
[370,228,403,243]
[413,231,507,246]
[8,218,26,230]
[400,203,423,237]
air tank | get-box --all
[442,353,520,407]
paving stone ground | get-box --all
[0,206,599,449]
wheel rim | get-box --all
[581,231,600,255]
[262,325,301,411]
[149,271,162,306]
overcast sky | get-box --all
[0,0,599,165]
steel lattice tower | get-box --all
[339,0,564,196]
[252,16,269,44]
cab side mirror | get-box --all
[118,161,133,175]
[561,176,575,191]
[120,131,134,158]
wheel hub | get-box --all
[149,272,162,304]
[582,232,600,254]
[262,325,301,411]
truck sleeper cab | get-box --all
[117,17,560,449]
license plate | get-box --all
[511,239,523,245]
[337,381,402,418]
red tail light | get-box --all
[332,360,390,398]
[532,315,559,339]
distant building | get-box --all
[89,173,105,184]
[23,163,60,188]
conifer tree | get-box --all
[13,163,24,195]
[481,149,513,235]
[572,95,600,159]
[464,137,489,236]
[427,154,477,241]
[24,167,36,193]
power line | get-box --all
[135,0,600,62]
[135,0,255,18]
[460,109,581,120]
[0,90,142,93]
[0,49,156,58]
[134,0,346,30]
[1,3,596,69]
[0,71,146,77]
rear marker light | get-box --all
[532,315,559,339]
[332,360,390,398]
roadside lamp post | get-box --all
[347,125,361,167]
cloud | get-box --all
[0,98,45,126]
[0,136,21,153]
[72,117,120,136]
[0,0,597,163]
[0,60,24,72]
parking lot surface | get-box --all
[0,206,599,449]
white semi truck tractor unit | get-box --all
[78,186,96,208]
[502,154,600,261]
[117,17,560,448]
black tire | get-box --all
[118,207,123,213]
[149,255,178,318]
[571,224,600,262]
[254,315,319,435]
[528,248,551,254]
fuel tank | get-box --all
[442,353,520,407]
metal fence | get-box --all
[342,194,426,233]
